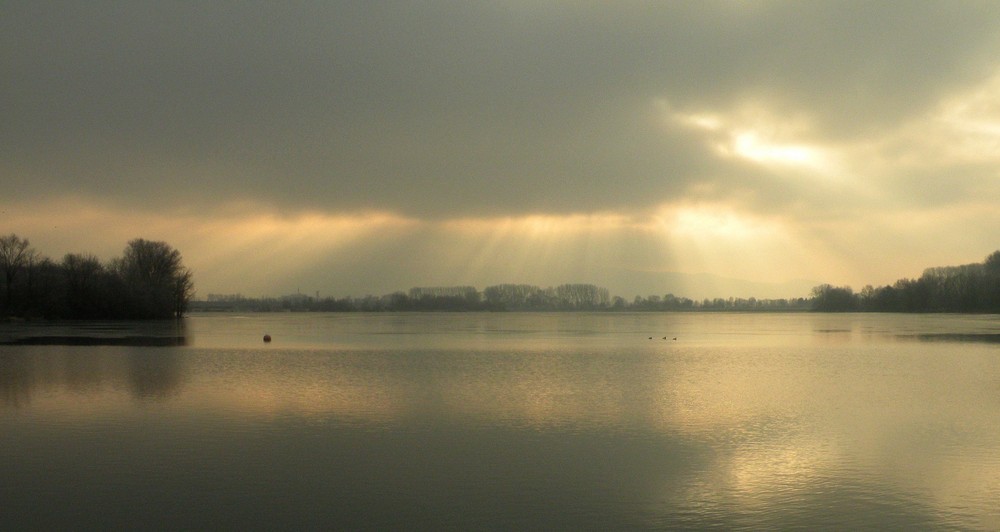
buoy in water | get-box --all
[263,334,272,343]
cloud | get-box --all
[6,2,997,214]
[3,2,1000,295]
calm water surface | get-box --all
[3,312,1000,530]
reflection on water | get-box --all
[911,332,1000,343]
[0,319,188,346]
[2,313,1000,529]
[0,347,186,406]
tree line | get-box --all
[811,251,1000,312]
[13,229,994,317]
[0,234,194,319]
[198,283,612,312]
[195,283,811,313]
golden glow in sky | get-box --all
[4,3,1000,299]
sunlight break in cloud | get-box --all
[730,131,821,167]
[660,99,837,175]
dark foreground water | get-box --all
[2,312,1000,530]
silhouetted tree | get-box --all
[0,235,199,319]
[24,256,64,318]
[484,284,542,309]
[820,250,1000,313]
[811,284,857,312]
[0,234,36,314]
[113,239,194,318]
[62,254,108,318]
[985,251,1000,274]
[555,284,609,309]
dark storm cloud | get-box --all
[4,1,999,217]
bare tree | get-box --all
[62,253,107,318]
[0,234,35,312]
[114,239,195,318]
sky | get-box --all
[4,1,1000,300]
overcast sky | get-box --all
[5,1,1000,299]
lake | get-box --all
[2,312,1000,530]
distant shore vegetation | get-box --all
[6,230,1000,318]
[811,251,1000,313]
[0,234,193,320]
[194,285,811,313]
[196,252,1000,315]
